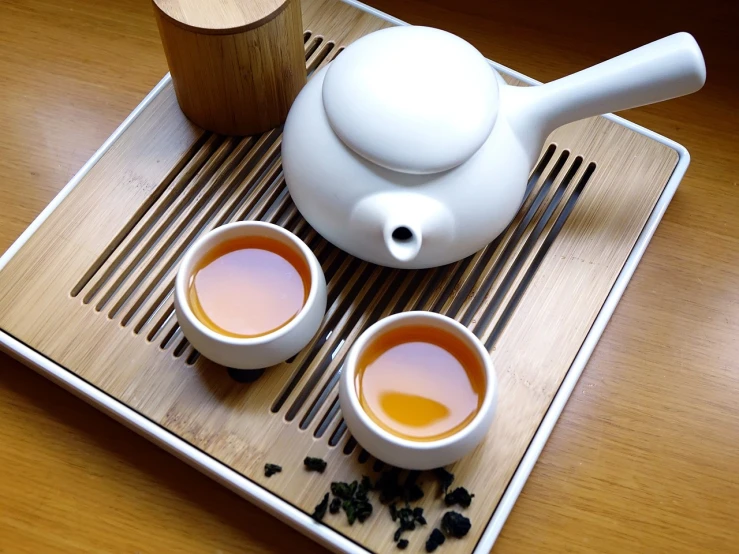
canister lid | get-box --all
[153,0,288,34]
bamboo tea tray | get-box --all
[0,1,689,552]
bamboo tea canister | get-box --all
[152,0,307,136]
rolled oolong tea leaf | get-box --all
[397,538,409,550]
[264,463,282,477]
[413,506,427,526]
[343,499,358,525]
[312,493,330,522]
[304,456,327,473]
[356,498,373,523]
[444,487,475,508]
[330,478,375,525]
[359,475,374,497]
[393,504,425,542]
[393,514,412,542]
[331,481,357,500]
[396,506,417,531]
[441,511,471,538]
[426,528,446,552]
[329,497,342,514]
[433,467,455,494]
[342,498,373,525]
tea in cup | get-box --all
[339,311,497,469]
[175,222,327,370]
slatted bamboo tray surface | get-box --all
[0,0,679,552]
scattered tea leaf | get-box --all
[329,497,342,514]
[396,507,416,532]
[343,499,358,525]
[264,463,282,478]
[441,511,471,538]
[304,457,327,473]
[393,504,427,542]
[397,538,409,550]
[359,475,374,496]
[444,487,475,508]
[331,481,356,500]
[356,499,373,523]
[425,528,446,552]
[329,479,375,525]
[433,467,455,494]
[312,493,329,522]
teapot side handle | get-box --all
[503,32,706,138]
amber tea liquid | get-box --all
[355,324,486,441]
[188,236,310,338]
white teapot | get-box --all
[282,26,705,269]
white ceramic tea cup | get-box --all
[338,311,498,470]
[174,221,327,370]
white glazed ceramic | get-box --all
[338,311,498,470]
[174,222,327,370]
[283,26,706,269]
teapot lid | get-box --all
[322,26,499,175]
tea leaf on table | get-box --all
[304,456,327,473]
[343,499,357,525]
[332,479,374,525]
[356,499,373,523]
[444,487,474,508]
[441,510,471,538]
[331,481,356,500]
[393,505,426,542]
[359,475,373,497]
[425,528,446,552]
[264,463,282,477]
[312,493,330,522]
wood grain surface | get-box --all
[0,0,736,553]
[154,0,288,32]
[154,0,306,135]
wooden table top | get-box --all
[1,0,736,552]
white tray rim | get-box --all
[0,3,689,552]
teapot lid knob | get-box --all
[322,26,499,175]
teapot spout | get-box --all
[383,221,423,264]
[351,192,454,268]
